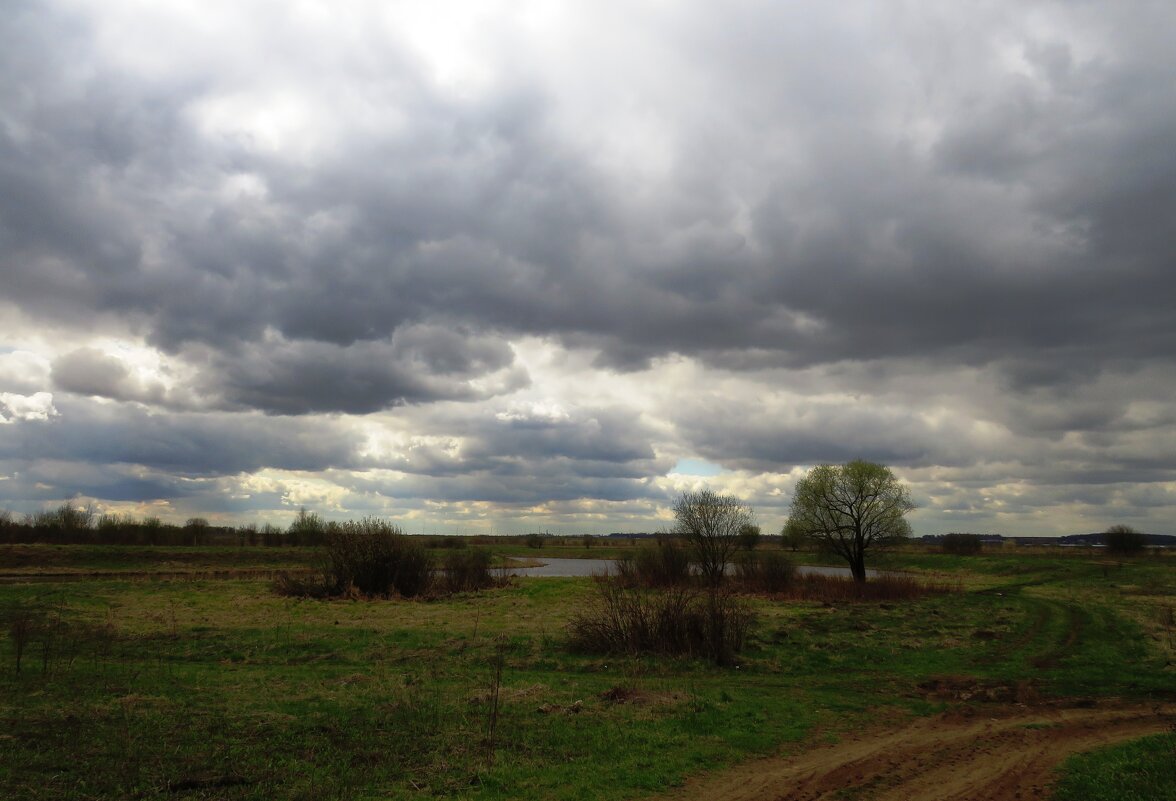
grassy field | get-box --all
[0,545,1172,800]
[1053,732,1176,801]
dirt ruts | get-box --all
[654,702,1173,801]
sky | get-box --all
[2,1,1175,536]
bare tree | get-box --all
[787,460,914,582]
[673,489,753,586]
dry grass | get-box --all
[776,573,955,603]
[567,578,753,666]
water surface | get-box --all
[504,557,883,579]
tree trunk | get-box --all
[850,552,867,583]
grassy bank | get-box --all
[0,547,1172,799]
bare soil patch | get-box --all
[654,701,1173,801]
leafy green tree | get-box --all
[787,460,914,582]
[673,489,754,586]
[780,519,807,552]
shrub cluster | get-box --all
[733,551,796,593]
[616,540,691,587]
[439,548,495,594]
[1103,524,1146,555]
[324,518,433,597]
[275,518,433,598]
[567,577,753,666]
[274,518,498,599]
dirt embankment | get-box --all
[655,702,1173,801]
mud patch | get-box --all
[918,676,1039,705]
[652,703,1173,801]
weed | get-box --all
[485,638,506,762]
[5,603,42,674]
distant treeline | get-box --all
[0,503,681,548]
[918,532,1175,547]
[0,503,307,546]
[0,503,574,548]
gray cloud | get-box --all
[50,347,170,405]
[7,2,1175,385]
[0,397,362,477]
[194,328,527,415]
[3,2,1176,532]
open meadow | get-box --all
[1,544,1173,800]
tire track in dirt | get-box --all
[653,702,1173,801]
[1030,605,1085,669]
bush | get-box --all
[277,518,435,598]
[942,533,983,555]
[1104,525,1146,555]
[620,541,691,587]
[733,551,795,592]
[567,577,753,666]
[288,507,327,546]
[440,548,494,593]
[524,532,546,549]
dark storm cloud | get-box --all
[671,395,983,473]
[50,347,169,405]
[0,459,197,504]
[195,329,526,415]
[6,1,1175,398]
[381,406,664,482]
[0,397,362,477]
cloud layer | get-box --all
[2,1,1175,534]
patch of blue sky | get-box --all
[671,458,725,477]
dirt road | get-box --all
[656,702,1173,801]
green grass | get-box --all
[1052,733,1176,801]
[0,547,1172,800]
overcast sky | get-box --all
[2,1,1174,536]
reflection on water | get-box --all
[503,557,881,579]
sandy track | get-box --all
[655,703,1173,801]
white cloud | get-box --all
[0,392,57,424]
